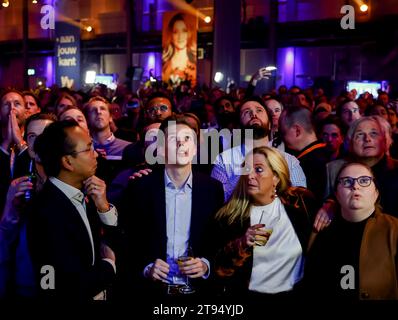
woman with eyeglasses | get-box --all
[313,115,398,231]
[305,162,398,300]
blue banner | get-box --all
[55,21,80,89]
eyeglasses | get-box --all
[338,176,373,188]
[147,105,169,114]
[69,144,95,156]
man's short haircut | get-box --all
[83,96,110,118]
[238,95,273,125]
[281,105,315,134]
[263,96,282,105]
[0,89,24,105]
[25,112,57,132]
[346,115,392,154]
[214,95,237,112]
[335,98,356,117]
[316,115,343,137]
[58,105,81,119]
[238,95,266,112]
[55,93,77,109]
[159,113,198,137]
[145,91,174,111]
[34,120,80,177]
[23,91,41,109]
[182,112,200,136]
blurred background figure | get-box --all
[162,12,197,87]
[23,92,41,118]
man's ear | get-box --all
[61,155,74,172]
[294,124,301,138]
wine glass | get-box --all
[177,246,196,294]
[254,210,275,246]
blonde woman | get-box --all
[213,146,319,299]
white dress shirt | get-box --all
[143,170,210,283]
[49,177,117,271]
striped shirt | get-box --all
[211,143,307,202]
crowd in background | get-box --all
[1,70,398,304]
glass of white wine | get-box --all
[177,246,196,294]
[254,210,274,246]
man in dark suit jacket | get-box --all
[27,120,117,301]
[119,114,224,299]
[280,106,329,201]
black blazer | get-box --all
[27,180,115,302]
[0,148,31,214]
[118,167,224,296]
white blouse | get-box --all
[248,197,304,294]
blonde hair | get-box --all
[215,146,291,226]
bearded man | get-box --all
[211,96,307,202]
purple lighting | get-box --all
[142,52,161,79]
[45,56,54,87]
[277,47,295,88]
[286,48,294,66]
[148,53,155,71]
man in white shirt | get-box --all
[211,96,307,202]
[27,120,118,301]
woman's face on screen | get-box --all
[172,20,188,50]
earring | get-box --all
[272,186,278,199]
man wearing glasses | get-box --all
[27,120,117,301]
[144,92,173,124]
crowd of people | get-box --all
[0,72,398,304]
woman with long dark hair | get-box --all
[162,13,197,87]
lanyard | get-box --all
[297,142,326,159]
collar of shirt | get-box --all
[93,133,115,147]
[164,170,192,192]
[49,177,85,205]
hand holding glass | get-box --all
[254,210,273,246]
[177,247,196,294]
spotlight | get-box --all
[214,72,224,83]
[32,0,38,4]
[86,25,93,32]
[360,4,368,12]
[2,1,10,8]
[85,71,96,84]
[204,16,211,24]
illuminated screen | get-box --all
[346,81,382,98]
[95,74,114,86]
